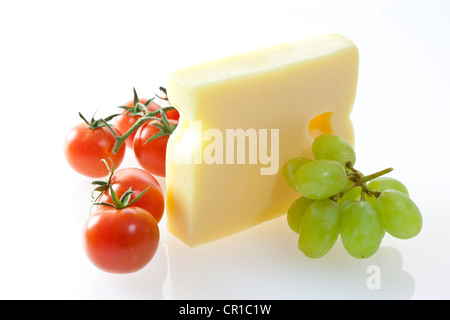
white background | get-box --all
[0,0,449,300]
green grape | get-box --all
[339,199,356,211]
[298,199,341,258]
[338,179,362,204]
[340,201,383,259]
[283,157,311,192]
[294,159,347,200]
[374,189,422,239]
[287,196,314,233]
[312,134,356,167]
[365,177,409,205]
[369,177,409,195]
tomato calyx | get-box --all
[94,184,153,210]
[100,87,178,154]
[78,112,120,130]
[118,87,156,117]
[154,86,169,101]
[91,158,116,200]
[116,88,177,144]
[91,159,153,210]
[144,109,178,144]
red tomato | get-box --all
[97,168,165,223]
[133,119,178,177]
[157,100,180,122]
[64,123,125,178]
[82,206,160,274]
[115,98,180,149]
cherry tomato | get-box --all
[64,123,125,178]
[157,98,180,121]
[133,119,178,177]
[115,98,180,149]
[82,206,160,274]
[97,167,165,223]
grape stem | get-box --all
[330,164,393,202]
[358,167,393,183]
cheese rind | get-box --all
[166,34,359,246]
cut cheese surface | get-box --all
[166,34,359,247]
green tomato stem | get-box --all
[102,106,177,154]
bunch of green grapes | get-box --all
[283,134,422,259]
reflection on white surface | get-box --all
[167,216,414,299]
[79,214,415,300]
[87,242,169,300]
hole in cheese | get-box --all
[308,112,334,139]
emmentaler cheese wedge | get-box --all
[166,34,359,246]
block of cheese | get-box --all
[166,34,359,247]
